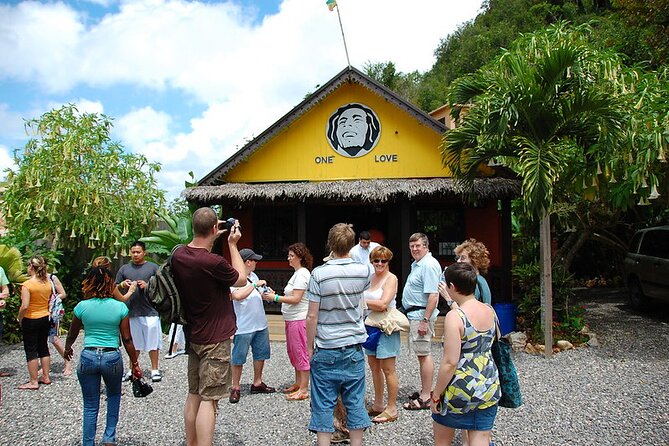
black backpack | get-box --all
[147,245,187,326]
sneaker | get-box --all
[122,371,132,382]
[250,382,276,394]
[164,349,185,359]
[151,370,162,382]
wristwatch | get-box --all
[422,317,429,322]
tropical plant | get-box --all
[0,245,31,286]
[140,211,193,260]
[3,104,165,256]
[441,22,627,349]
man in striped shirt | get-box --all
[306,223,371,446]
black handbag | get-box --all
[132,377,154,398]
[491,330,523,408]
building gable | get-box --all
[199,67,450,185]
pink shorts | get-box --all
[285,320,310,371]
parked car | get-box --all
[623,225,669,309]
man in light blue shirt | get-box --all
[401,232,441,410]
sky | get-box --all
[0,0,485,200]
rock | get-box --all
[557,340,574,351]
[508,331,528,352]
[587,333,600,347]
[524,343,539,355]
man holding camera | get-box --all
[171,207,247,446]
[227,248,276,403]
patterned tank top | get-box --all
[441,307,500,414]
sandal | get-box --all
[286,390,309,401]
[372,410,399,424]
[18,382,39,390]
[403,396,430,410]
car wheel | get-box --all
[628,278,645,310]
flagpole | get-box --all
[334,3,351,70]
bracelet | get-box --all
[431,392,441,404]
[252,282,257,288]
[274,294,280,303]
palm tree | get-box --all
[441,22,624,356]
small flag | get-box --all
[326,0,337,11]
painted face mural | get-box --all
[326,103,381,158]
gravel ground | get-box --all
[1,290,668,446]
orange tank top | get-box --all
[24,277,52,319]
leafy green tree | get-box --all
[3,104,165,256]
[364,61,423,105]
[441,23,627,351]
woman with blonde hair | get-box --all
[17,256,53,389]
[65,257,142,446]
[364,245,400,424]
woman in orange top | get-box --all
[18,256,53,390]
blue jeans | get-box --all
[309,344,370,433]
[77,348,124,446]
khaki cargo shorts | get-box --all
[408,319,435,356]
[187,338,232,401]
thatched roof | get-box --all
[199,66,447,186]
[183,177,521,205]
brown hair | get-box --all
[455,238,491,274]
[28,256,48,281]
[192,207,217,237]
[369,245,393,262]
[327,223,355,256]
[444,262,477,295]
[409,232,429,248]
[288,242,313,270]
[82,266,116,299]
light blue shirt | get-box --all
[73,298,129,348]
[401,252,441,321]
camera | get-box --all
[218,217,240,231]
[257,284,269,294]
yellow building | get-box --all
[185,67,519,311]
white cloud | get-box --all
[0,0,485,198]
[0,144,17,175]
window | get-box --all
[253,205,297,259]
[415,207,465,258]
[640,229,669,259]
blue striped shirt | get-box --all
[306,258,370,349]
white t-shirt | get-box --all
[231,271,268,335]
[349,241,380,276]
[281,267,311,321]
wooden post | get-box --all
[539,214,553,358]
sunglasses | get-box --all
[372,259,388,264]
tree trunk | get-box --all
[540,214,553,359]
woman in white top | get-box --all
[262,242,313,401]
[364,246,400,423]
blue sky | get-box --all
[0,0,484,200]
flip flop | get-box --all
[286,391,309,401]
[18,383,39,390]
[0,371,14,377]
[38,379,52,385]
[367,407,383,417]
[372,410,399,424]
